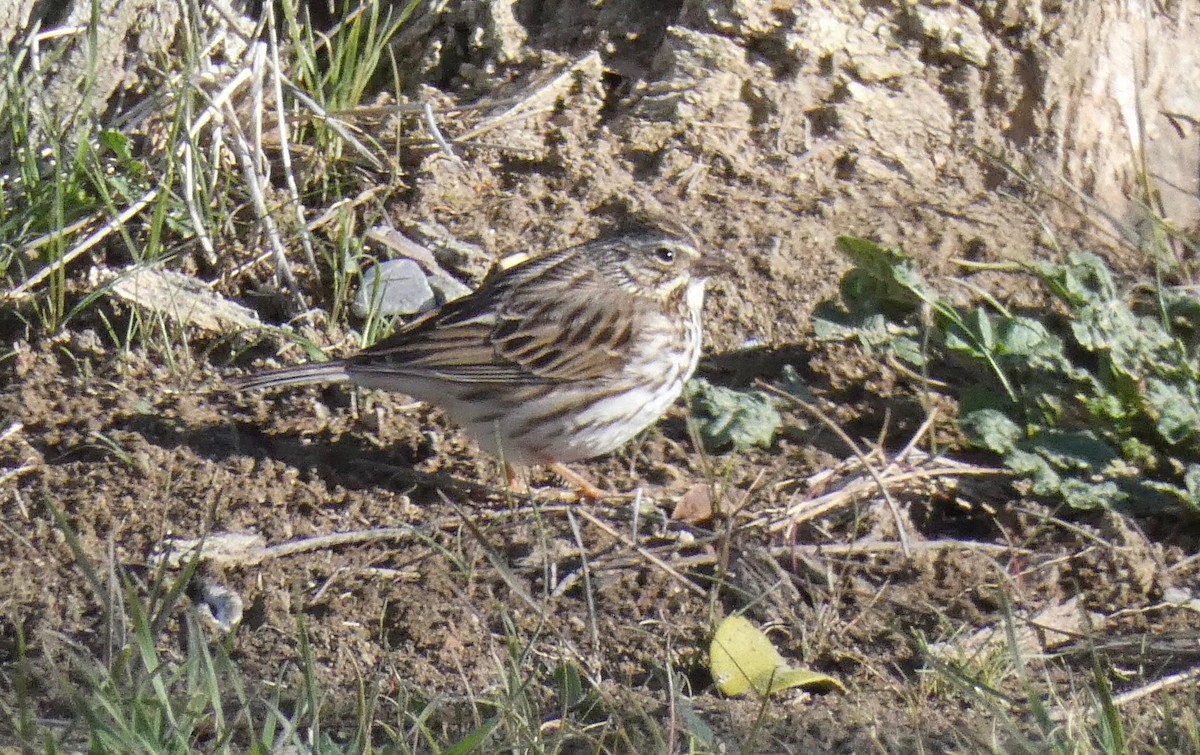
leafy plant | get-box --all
[685,378,782,452]
[814,236,1200,513]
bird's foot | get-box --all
[502,463,611,501]
[549,462,610,501]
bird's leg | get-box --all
[504,464,532,496]
[549,462,609,500]
[503,463,608,500]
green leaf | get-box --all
[1088,392,1130,423]
[811,302,862,340]
[838,268,892,315]
[891,259,939,303]
[1137,478,1200,513]
[997,317,1064,360]
[1005,449,1061,496]
[552,662,584,708]
[442,716,500,755]
[551,661,606,722]
[835,236,909,281]
[99,129,132,161]
[1144,377,1200,444]
[1027,430,1121,472]
[686,379,781,452]
[961,409,1023,454]
[1058,478,1126,510]
[1186,465,1200,507]
[1119,436,1157,468]
[891,335,927,366]
[673,690,715,744]
[1031,252,1118,306]
[971,307,995,351]
[944,309,991,358]
[835,236,930,309]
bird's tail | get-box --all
[229,360,352,391]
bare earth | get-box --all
[4,1,1200,751]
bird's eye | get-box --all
[654,246,676,265]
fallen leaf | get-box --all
[709,615,843,697]
[672,483,713,523]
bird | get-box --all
[231,223,722,497]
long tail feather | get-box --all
[229,361,351,391]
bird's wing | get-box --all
[487,273,639,381]
[347,247,639,384]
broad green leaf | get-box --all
[811,302,862,339]
[997,317,1067,363]
[552,662,606,721]
[552,662,584,708]
[1070,302,1124,352]
[1031,252,1117,306]
[686,379,781,452]
[835,236,929,307]
[835,236,909,281]
[943,330,973,356]
[961,409,1022,454]
[1059,478,1126,510]
[1186,465,1200,507]
[811,318,855,340]
[1028,430,1121,472]
[1005,449,1061,496]
[710,615,843,697]
[99,129,132,161]
[673,690,715,744]
[1144,377,1200,444]
[839,268,892,315]
[892,259,939,303]
[1138,478,1200,513]
[891,335,927,366]
[959,387,1018,415]
[1087,392,1129,423]
[971,307,995,351]
[1119,436,1157,468]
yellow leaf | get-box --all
[709,615,844,697]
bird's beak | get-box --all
[694,256,733,279]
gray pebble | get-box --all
[427,272,473,304]
[353,259,436,317]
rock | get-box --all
[99,264,263,334]
[398,221,493,278]
[364,225,476,304]
[426,273,473,305]
[353,259,436,318]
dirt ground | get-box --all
[5,1,1200,752]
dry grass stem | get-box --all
[268,8,318,273]
[572,507,707,598]
[756,379,915,557]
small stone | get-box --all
[400,220,492,276]
[362,226,476,304]
[1163,586,1193,605]
[353,259,436,318]
[195,578,244,633]
[426,272,473,304]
